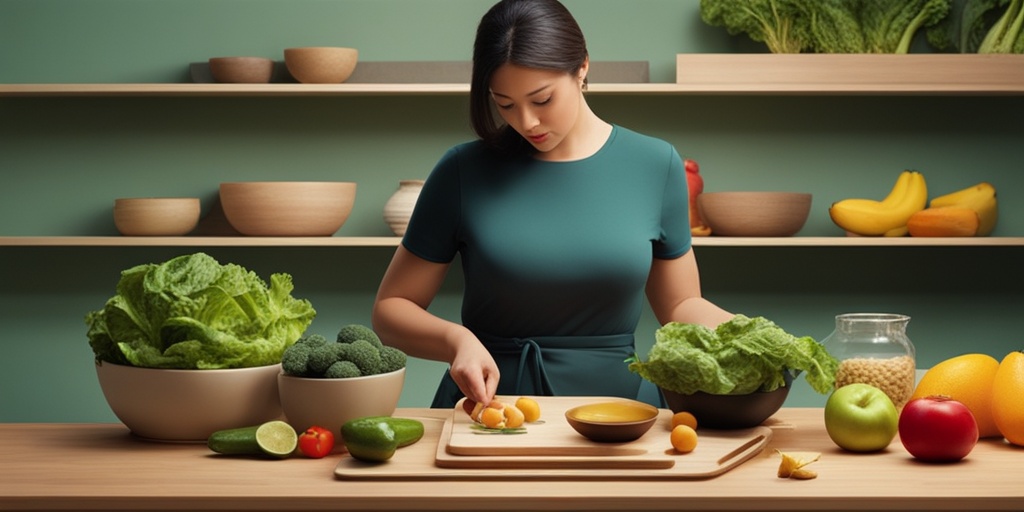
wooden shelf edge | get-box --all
[0,236,403,247]
[3,82,1023,97]
[1,236,1022,248]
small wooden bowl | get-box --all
[208,57,274,84]
[565,400,659,443]
[284,47,358,84]
[113,197,201,236]
[698,191,812,237]
[219,181,356,236]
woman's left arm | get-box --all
[645,249,734,329]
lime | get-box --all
[255,420,298,459]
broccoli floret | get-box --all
[281,342,313,376]
[340,339,383,375]
[307,342,347,376]
[324,360,361,379]
[379,345,408,373]
[336,324,383,349]
[296,333,330,349]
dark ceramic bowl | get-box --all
[564,400,659,443]
[659,372,795,430]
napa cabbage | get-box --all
[86,252,316,369]
[628,315,838,396]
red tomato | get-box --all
[898,396,979,462]
[297,426,335,459]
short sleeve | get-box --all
[653,146,692,259]
[400,146,463,263]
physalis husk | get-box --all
[776,450,821,480]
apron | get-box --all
[430,332,666,408]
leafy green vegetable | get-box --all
[861,0,954,53]
[927,0,1005,52]
[699,0,953,53]
[977,0,1024,52]
[86,252,316,369]
[628,315,838,396]
[700,0,811,53]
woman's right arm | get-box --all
[372,246,499,405]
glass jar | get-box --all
[823,313,916,409]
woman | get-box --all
[372,0,733,409]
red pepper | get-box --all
[297,426,335,458]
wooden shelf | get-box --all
[2,236,1021,248]
[5,55,1024,96]
[2,80,1023,97]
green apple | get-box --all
[824,383,898,452]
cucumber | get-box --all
[207,420,297,459]
[340,416,424,462]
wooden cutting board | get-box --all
[335,396,773,480]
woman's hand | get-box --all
[448,334,500,406]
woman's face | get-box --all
[489,63,586,159]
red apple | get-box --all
[899,396,978,462]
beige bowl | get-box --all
[278,368,405,436]
[208,56,274,83]
[698,192,812,237]
[284,47,358,84]
[219,181,356,236]
[95,361,283,442]
[113,197,201,236]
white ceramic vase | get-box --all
[383,179,424,236]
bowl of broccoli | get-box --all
[277,324,408,436]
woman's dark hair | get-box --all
[470,0,589,156]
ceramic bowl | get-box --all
[208,57,274,84]
[219,181,357,236]
[564,399,659,443]
[278,368,405,436]
[113,197,201,236]
[284,47,358,84]
[659,372,794,429]
[697,191,812,237]
[95,361,283,442]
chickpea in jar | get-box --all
[834,355,915,409]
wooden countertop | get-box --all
[2,408,1021,511]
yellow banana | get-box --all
[925,182,998,236]
[828,171,928,236]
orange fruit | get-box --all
[992,351,1024,446]
[670,425,698,453]
[503,404,525,428]
[671,411,698,431]
[911,353,1001,438]
[479,406,505,429]
[515,397,541,423]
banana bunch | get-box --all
[907,182,998,237]
[828,170,928,236]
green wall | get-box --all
[2,0,1022,422]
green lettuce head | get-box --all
[628,315,838,396]
[86,252,316,369]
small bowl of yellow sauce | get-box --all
[564,400,659,443]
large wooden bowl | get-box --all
[219,181,357,236]
[284,47,358,84]
[113,197,200,236]
[698,192,812,237]
[95,361,283,442]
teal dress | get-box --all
[402,125,692,408]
